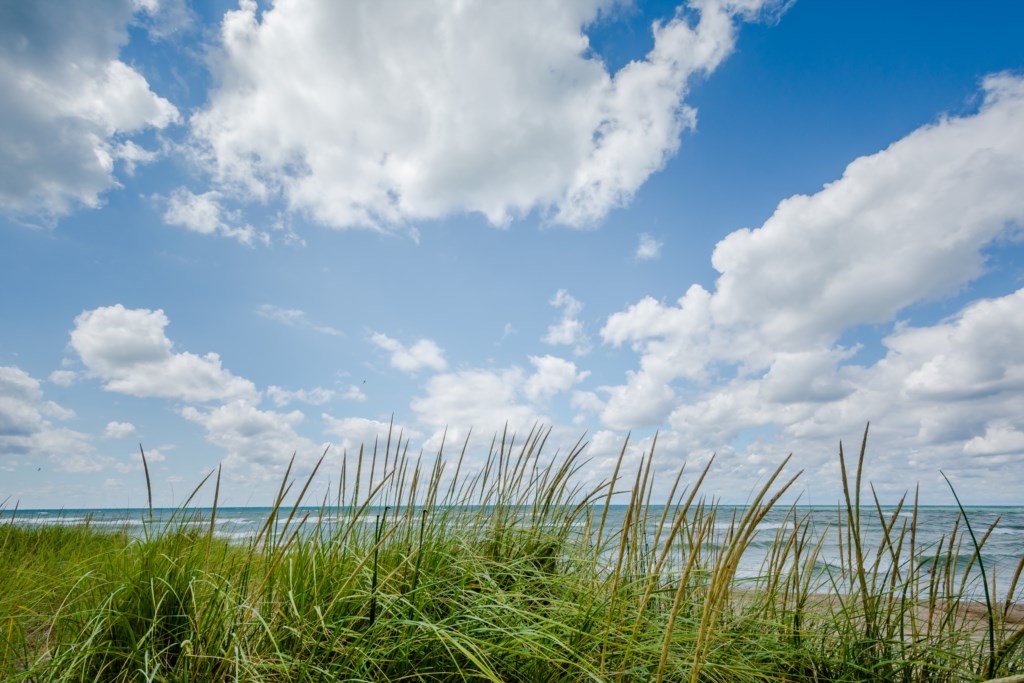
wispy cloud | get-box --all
[257,305,344,337]
[544,289,591,355]
[48,369,78,387]
[341,384,368,402]
[162,188,268,246]
[267,386,335,407]
[635,233,663,261]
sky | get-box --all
[2,0,1023,509]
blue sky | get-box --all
[2,0,1023,508]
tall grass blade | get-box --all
[942,470,997,679]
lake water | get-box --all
[5,504,1023,601]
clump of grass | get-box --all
[2,424,1022,682]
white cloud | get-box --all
[709,73,1024,348]
[544,289,591,354]
[104,420,136,438]
[114,141,158,175]
[590,76,1024,501]
[758,348,858,405]
[653,289,1024,501]
[600,75,1024,431]
[0,0,179,219]
[404,358,594,457]
[370,333,447,373]
[411,368,541,447]
[964,422,1024,457]
[162,188,267,245]
[61,305,332,487]
[181,400,323,475]
[571,390,604,414]
[256,304,343,336]
[189,0,781,230]
[0,365,94,470]
[48,369,78,387]
[131,0,195,39]
[602,370,680,430]
[71,304,259,403]
[341,384,368,402]
[113,444,168,473]
[896,292,1024,402]
[267,385,335,407]
[1,367,56,436]
[45,402,77,422]
[635,233,663,260]
[132,0,160,13]
[524,355,590,403]
[599,285,717,427]
[322,415,420,453]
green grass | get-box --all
[2,425,1023,682]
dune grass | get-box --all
[2,425,1023,682]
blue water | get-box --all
[5,504,1022,601]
